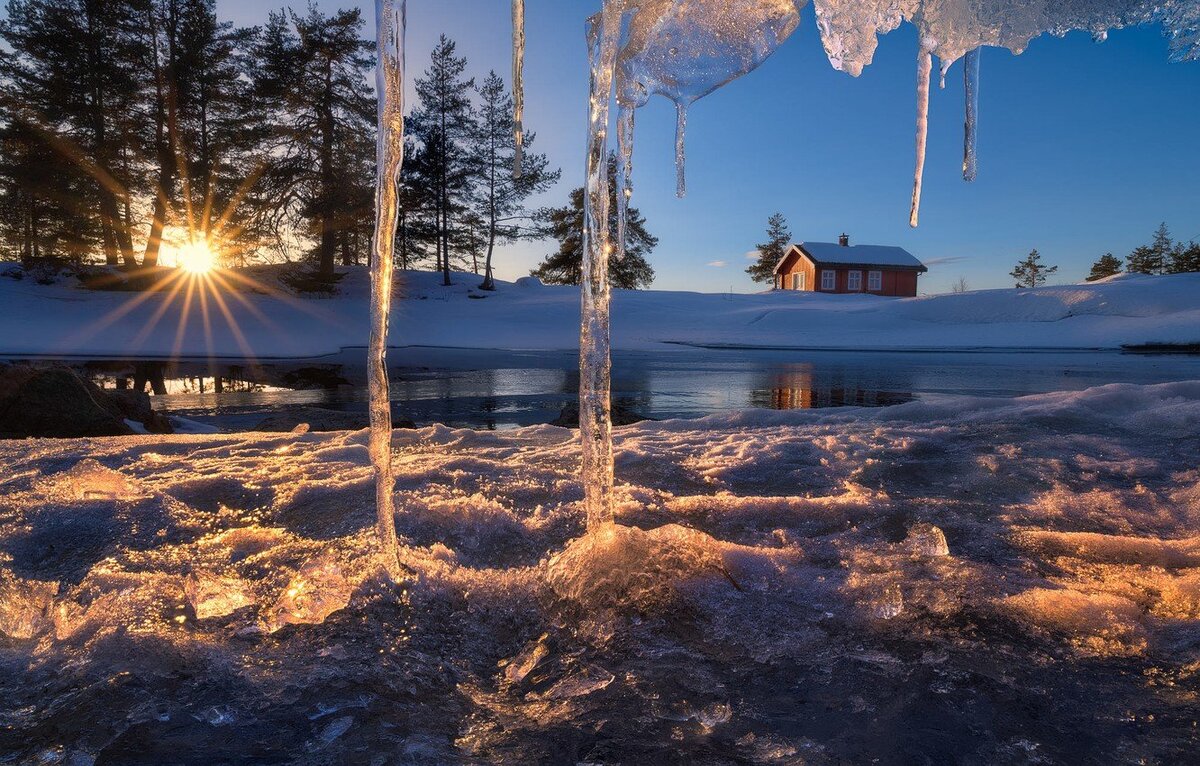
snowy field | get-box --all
[2,265,1200,358]
[3,382,1200,763]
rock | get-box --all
[108,389,173,434]
[515,276,543,288]
[252,407,415,433]
[551,401,651,428]
[0,365,133,438]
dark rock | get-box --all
[252,407,415,433]
[551,401,651,428]
[108,389,173,434]
[0,366,133,438]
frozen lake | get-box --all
[51,347,1200,430]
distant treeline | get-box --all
[1088,223,1200,281]
[0,1,560,284]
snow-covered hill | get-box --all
[1,265,1198,358]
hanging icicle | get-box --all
[963,48,980,182]
[616,103,635,257]
[368,0,406,579]
[512,0,526,178]
[910,41,933,228]
[674,102,688,198]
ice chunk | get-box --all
[184,571,255,620]
[906,523,950,557]
[0,573,57,639]
[267,554,354,633]
[57,459,140,501]
[533,664,615,700]
[868,582,904,620]
[504,632,551,685]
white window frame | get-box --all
[820,270,836,291]
[847,270,863,291]
[868,270,883,291]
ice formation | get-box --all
[575,0,1200,526]
[266,554,355,633]
[369,0,406,578]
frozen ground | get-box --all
[2,382,1200,763]
[2,265,1199,358]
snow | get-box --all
[2,381,1200,760]
[2,265,1199,359]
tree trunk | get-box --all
[317,58,337,276]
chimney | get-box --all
[839,233,850,247]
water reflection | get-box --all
[749,365,916,410]
[6,348,1200,431]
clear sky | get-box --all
[224,1,1200,294]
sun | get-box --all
[176,239,217,274]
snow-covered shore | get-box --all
[2,265,1199,359]
[2,382,1200,761]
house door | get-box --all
[792,273,804,290]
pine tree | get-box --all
[409,36,477,286]
[1168,241,1200,274]
[1010,249,1057,289]
[1086,253,1123,282]
[746,212,791,284]
[532,154,656,290]
[469,71,559,290]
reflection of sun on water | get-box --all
[174,239,217,274]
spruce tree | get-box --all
[746,212,791,284]
[469,71,559,290]
[1086,253,1123,282]
[1010,249,1057,288]
[532,154,657,290]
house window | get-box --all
[792,273,805,290]
[847,271,862,291]
[868,270,883,291]
[820,270,836,291]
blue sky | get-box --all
[225,1,1200,293]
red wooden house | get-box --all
[773,235,927,297]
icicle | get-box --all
[512,0,525,178]
[939,58,950,89]
[616,103,635,259]
[963,47,980,182]
[368,0,406,579]
[579,5,623,530]
[674,102,687,198]
[910,42,933,228]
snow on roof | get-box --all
[774,242,927,273]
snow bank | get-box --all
[2,264,1199,358]
[2,382,1199,761]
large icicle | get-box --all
[368,0,406,579]
[910,40,933,228]
[512,0,526,178]
[579,5,623,530]
[963,47,980,182]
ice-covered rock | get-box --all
[0,572,58,639]
[267,554,354,633]
[184,571,256,620]
[545,523,731,610]
[906,523,950,557]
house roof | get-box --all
[774,242,927,274]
